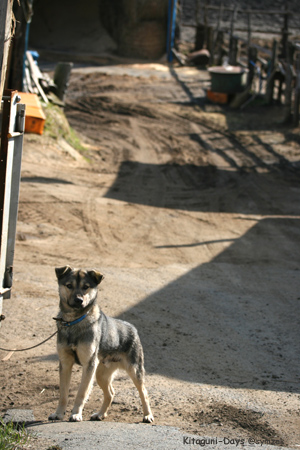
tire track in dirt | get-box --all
[78,193,108,252]
[126,117,167,209]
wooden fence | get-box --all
[181,1,300,123]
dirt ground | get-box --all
[1,63,300,448]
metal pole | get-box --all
[167,0,178,62]
[0,90,25,326]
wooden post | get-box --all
[7,1,27,91]
[196,0,201,26]
[228,6,238,65]
[0,0,13,100]
[229,37,238,66]
[280,1,289,59]
[215,30,224,65]
[293,52,300,127]
[283,41,293,123]
[247,46,257,89]
[206,26,214,55]
[194,0,204,50]
[265,40,277,105]
[211,2,223,65]
[203,0,208,49]
[247,12,251,48]
[195,24,206,50]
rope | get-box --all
[0,330,58,352]
[0,312,90,354]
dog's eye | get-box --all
[83,284,90,291]
[66,283,73,289]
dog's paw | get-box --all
[143,413,154,423]
[69,413,83,422]
[48,412,64,421]
[90,412,107,421]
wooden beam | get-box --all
[293,53,300,127]
[247,46,257,89]
[8,1,27,91]
[199,5,292,15]
[265,40,278,105]
[283,42,293,123]
[26,51,48,103]
[0,0,13,100]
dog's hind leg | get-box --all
[127,365,154,423]
[90,363,115,421]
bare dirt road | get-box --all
[0,64,300,448]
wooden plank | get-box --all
[181,24,295,36]
[293,53,300,126]
[283,42,293,123]
[234,35,272,57]
[280,0,289,59]
[8,1,27,91]
[229,36,238,65]
[203,0,209,49]
[26,51,48,104]
[211,1,223,64]
[247,12,251,47]
[247,46,257,89]
[200,5,292,15]
[194,24,206,50]
[0,0,13,100]
[195,0,201,25]
[265,40,278,105]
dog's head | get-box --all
[55,266,104,312]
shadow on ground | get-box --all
[102,133,300,393]
[117,217,300,393]
[105,160,300,216]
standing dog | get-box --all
[49,266,154,423]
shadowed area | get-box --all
[105,161,300,216]
[117,218,300,393]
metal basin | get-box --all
[208,66,248,94]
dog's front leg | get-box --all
[69,357,97,422]
[49,355,74,421]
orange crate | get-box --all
[206,89,228,104]
[18,92,46,135]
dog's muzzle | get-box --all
[74,296,84,307]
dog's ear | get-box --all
[55,266,72,280]
[88,270,104,286]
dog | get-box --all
[48,266,154,423]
